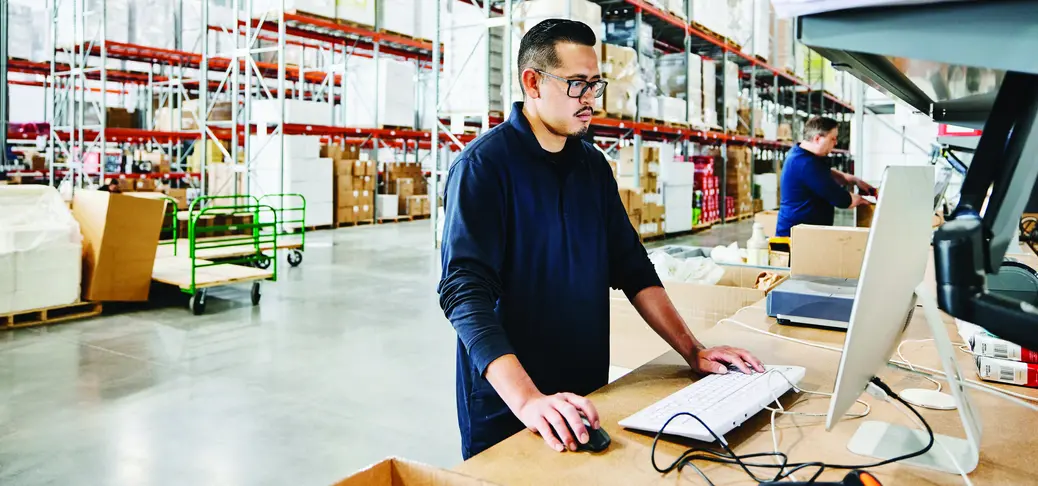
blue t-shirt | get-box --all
[437,102,662,459]
[775,144,852,237]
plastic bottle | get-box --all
[746,222,769,266]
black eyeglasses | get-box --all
[534,69,608,99]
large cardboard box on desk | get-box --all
[663,265,789,330]
[72,191,165,301]
[335,457,498,486]
[790,224,869,279]
[611,265,788,334]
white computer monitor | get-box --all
[825,165,981,474]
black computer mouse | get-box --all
[552,415,611,452]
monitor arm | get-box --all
[933,71,1038,351]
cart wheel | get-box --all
[251,282,261,305]
[255,255,272,269]
[190,290,207,315]
[288,250,303,267]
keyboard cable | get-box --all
[650,377,934,485]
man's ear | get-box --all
[521,68,540,99]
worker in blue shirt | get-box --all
[437,19,765,460]
[775,117,874,237]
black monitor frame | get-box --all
[933,71,1038,351]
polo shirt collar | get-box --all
[507,101,584,162]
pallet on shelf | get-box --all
[602,113,635,122]
[1,301,103,330]
[378,28,432,46]
[380,124,418,132]
[376,215,409,224]
[690,22,742,51]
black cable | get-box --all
[649,377,935,484]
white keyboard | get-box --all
[618,365,806,442]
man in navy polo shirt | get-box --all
[775,117,874,237]
[437,19,765,460]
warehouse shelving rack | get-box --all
[3,0,455,226]
[427,0,859,245]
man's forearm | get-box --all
[630,286,704,362]
[484,354,542,414]
[831,168,851,185]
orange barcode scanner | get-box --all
[758,470,881,486]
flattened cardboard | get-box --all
[790,225,869,279]
[335,457,498,485]
[73,191,165,301]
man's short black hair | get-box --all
[517,19,597,95]
[804,116,840,140]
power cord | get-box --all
[650,377,933,485]
[890,396,974,486]
[763,370,871,482]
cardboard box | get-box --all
[358,204,373,221]
[334,457,498,486]
[790,225,869,279]
[857,204,875,228]
[354,176,375,192]
[352,160,368,176]
[755,210,779,237]
[335,175,354,203]
[165,188,189,209]
[396,178,415,197]
[334,159,354,176]
[337,206,357,224]
[620,188,644,215]
[663,265,789,330]
[403,196,421,216]
[135,179,157,192]
[115,178,136,193]
[72,191,165,301]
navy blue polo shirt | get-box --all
[775,144,852,237]
[437,102,662,459]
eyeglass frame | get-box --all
[533,69,608,99]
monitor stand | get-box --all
[845,285,982,475]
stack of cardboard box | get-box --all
[615,146,664,238]
[601,44,639,118]
[620,188,643,233]
[725,146,753,216]
[384,162,430,217]
[324,145,375,225]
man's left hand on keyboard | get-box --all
[687,345,767,375]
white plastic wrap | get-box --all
[711,242,748,265]
[649,251,725,285]
[0,186,83,314]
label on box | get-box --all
[975,356,1038,387]
[973,334,1038,364]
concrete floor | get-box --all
[0,219,751,486]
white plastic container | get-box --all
[746,222,769,266]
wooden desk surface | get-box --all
[454,303,1038,485]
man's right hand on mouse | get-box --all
[517,392,600,452]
